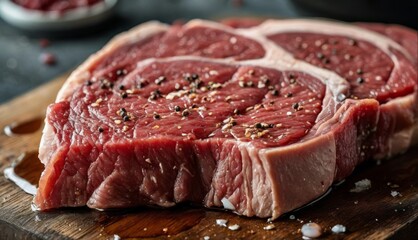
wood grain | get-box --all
[0,75,417,240]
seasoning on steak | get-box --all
[34,19,417,219]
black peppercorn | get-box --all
[182,110,190,117]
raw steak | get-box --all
[34,19,417,219]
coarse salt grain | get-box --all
[331,224,347,233]
[221,197,235,210]
[113,234,121,240]
[263,224,275,230]
[391,190,401,197]
[350,179,371,192]
[216,219,228,227]
[301,222,322,239]
[228,224,240,231]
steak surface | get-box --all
[34,19,417,219]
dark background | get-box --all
[0,0,416,104]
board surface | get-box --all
[0,75,417,240]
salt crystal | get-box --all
[301,222,322,239]
[203,236,210,240]
[331,224,347,233]
[228,224,240,231]
[221,197,235,210]
[350,179,371,192]
[113,235,121,240]
[263,224,275,230]
[216,219,228,227]
[391,191,401,197]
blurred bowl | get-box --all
[0,0,118,31]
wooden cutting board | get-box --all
[0,74,417,240]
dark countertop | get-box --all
[0,0,416,104]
